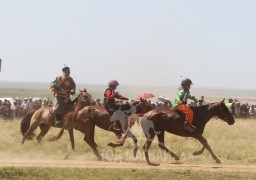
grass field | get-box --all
[0,167,256,180]
[1,119,255,163]
[0,118,256,179]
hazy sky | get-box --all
[0,0,255,89]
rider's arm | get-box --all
[172,89,185,108]
[105,89,116,100]
[70,77,76,92]
[69,77,76,95]
[51,76,61,88]
[189,95,199,102]
[116,94,128,100]
[176,89,185,102]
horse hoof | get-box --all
[193,151,201,156]
[101,158,109,162]
[175,157,180,161]
[148,162,160,166]
[107,142,123,148]
[97,157,104,161]
[216,159,221,164]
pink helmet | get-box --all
[108,80,119,87]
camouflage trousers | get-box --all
[52,96,65,115]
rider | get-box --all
[172,78,200,132]
[51,66,76,125]
[104,80,129,131]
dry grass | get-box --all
[0,118,255,165]
[0,118,255,179]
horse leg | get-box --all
[22,120,40,144]
[36,124,50,143]
[193,147,206,156]
[143,129,158,166]
[124,130,138,158]
[131,135,138,158]
[83,124,102,160]
[195,135,221,164]
[107,131,123,148]
[157,131,180,160]
[68,129,75,151]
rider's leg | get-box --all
[52,96,64,125]
[177,104,196,132]
[112,108,122,131]
[113,120,122,131]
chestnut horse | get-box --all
[141,99,235,166]
[52,98,153,160]
[20,90,93,150]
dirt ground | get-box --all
[0,159,255,172]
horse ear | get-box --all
[79,89,82,93]
[221,98,225,103]
[140,97,143,102]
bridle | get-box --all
[76,93,93,110]
[210,102,230,123]
[136,101,152,113]
[83,94,92,104]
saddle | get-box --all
[48,101,72,117]
[104,102,131,116]
[176,110,186,121]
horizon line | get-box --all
[0,80,255,91]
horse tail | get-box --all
[48,128,65,142]
[20,110,36,136]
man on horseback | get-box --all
[104,80,129,131]
[51,66,76,125]
[172,78,200,132]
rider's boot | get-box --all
[113,121,122,131]
[54,114,63,126]
[184,121,196,132]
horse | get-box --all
[140,99,235,166]
[20,90,93,150]
[51,98,154,160]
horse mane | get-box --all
[132,101,140,106]
[72,97,78,103]
[190,105,210,112]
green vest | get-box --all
[225,103,233,113]
[172,88,199,108]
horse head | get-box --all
[73,90,94,111]
[81,90,94,106]
[135,97,154,114]
[209,98,235,125]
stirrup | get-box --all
[54,119,62,126]
[184,122,196,132]
[113,125,122,131]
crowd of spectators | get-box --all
[149,96,253,119]
[0,97,52,120]
[225,98,252,119]
[0,96,103,120]
[0,96,254,120]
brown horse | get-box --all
[20,90,93,150]
[141,99,235,166]
[52,98,153,160]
